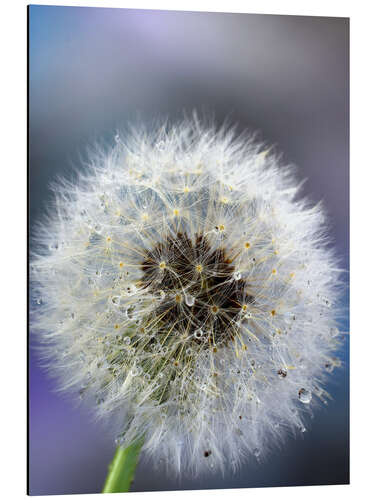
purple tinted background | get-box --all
[28,5,349,495]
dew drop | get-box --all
[253,448,260,458]
[185,294,195,307]
[36,297,43,305]
[111,296,120,306]
[233,271,241,281]
[318,295,331,307]
[330,327,339,338]
[324,360,334,373]
[298,388,312,404]
[130,366,141,377]
[125,284,137,296]
[115,133,120,143]
[129,307,137,319]
[156,140,165,151]
[194,328,203,340]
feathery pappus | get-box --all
[31,117,344,476]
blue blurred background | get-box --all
[28,5,349,495]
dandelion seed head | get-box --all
[31,117,343,476]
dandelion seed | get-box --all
[31,117,343,476]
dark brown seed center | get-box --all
[140,232,253,347]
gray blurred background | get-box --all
[28,6,349,495]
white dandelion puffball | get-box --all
[31,118,343,476]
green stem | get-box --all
[102,438,144,493]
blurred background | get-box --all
[28,5,349,495]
